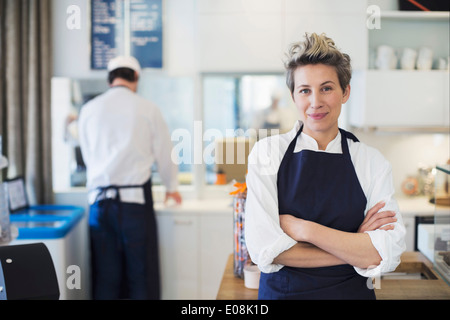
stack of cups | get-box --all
[375,45,397,70]
[376,45,443,70]
[416,47,433,70]
[400,48,417,70]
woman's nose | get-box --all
[309,91,322,109]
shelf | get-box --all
[366,69,449,72]
[380,10,449,20]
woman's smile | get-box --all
[307,112,329,120]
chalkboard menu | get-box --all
[91,0,163,70]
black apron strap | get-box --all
[92,179,151,203]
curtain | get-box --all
[0,0,53,204]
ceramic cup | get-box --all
[437,57,447,70]
[243,264,261,289]
[400,47,417,70]
[416,47,433,70]
[376,45,397,70]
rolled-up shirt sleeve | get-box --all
[245,138,297,273]
[354,152,406,278]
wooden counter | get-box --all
[216,252,450,300]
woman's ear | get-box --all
[342,84,351,104]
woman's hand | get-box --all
[279,214,309,242]
[358,201,397,233]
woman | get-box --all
[245,33,406,300]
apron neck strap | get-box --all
[286,124,304,154]
[287,125,356,157]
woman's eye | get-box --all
[322,86,332,92]
[299,89,310,94]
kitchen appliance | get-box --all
[433,165,450,284]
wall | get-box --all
[53,0,367,76]
[52,0,196,78]
[52,0,449,200]
[196,0,368,72]
[354,130,449,197]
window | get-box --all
[202,74,299,184]
[51,74,194,191]
[52,73,315,192]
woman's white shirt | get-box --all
[245,120,406,277]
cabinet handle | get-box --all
[173,219,193,226]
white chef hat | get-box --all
[107,56,141,75]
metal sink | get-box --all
[381,261,437,280]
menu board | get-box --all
[91,0,163,70]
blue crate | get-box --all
[10,205,84,239]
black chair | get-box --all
[0,243,59,300]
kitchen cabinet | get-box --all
[199,215,233,299]
[284,1,367,70]
[156,199,233,299]
[157,214,200,299]
[197,6,284,72]
[196,0,367,72]
[349,70,449,128]
[349,6,449,129]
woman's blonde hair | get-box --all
[285,33,352,94]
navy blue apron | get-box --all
[89,179,160,300]
[258,125,375,300]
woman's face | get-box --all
[292,63,350,139]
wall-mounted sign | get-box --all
[91,0,163,70]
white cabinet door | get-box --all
[365,71,447,127]
[350,70,449,128]
[199,215,233,299]
[157,214,199,299]
[197,12,284,72]
[284,13,367,70]
[197,0,367,72]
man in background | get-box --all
[78,56,182,299]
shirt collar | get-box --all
[292,121,342,153]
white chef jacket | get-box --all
[78,86,178,204]
[245,120,406,277]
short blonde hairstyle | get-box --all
[285,33,352,94]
